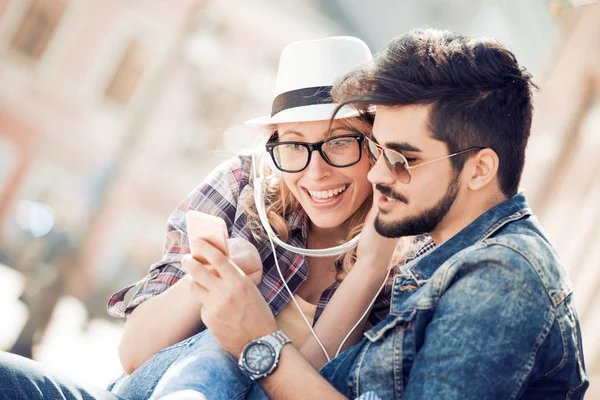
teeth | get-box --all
[308,184,347,200]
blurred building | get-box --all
[0,0,203,275]
[521,5,600,393]
[0,0,342,381]
[0,0,341,303]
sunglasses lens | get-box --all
[366,140,379,162]
[366,139,411,183]
[383,150,411,183]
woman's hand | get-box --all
[355,205,401,274]
[184,237,263,285]
[227,238,263,285]
[185,238,278,358]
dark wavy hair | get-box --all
[332,28,537,196]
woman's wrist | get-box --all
[352,255,393,279]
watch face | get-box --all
[244,342,275,374]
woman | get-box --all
[0,36,408,400]
[108,36,390,400]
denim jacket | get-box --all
[321,193,589,399]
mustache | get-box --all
[375,184,408,204]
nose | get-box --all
[367,153,396,187]
[304,150,331,180]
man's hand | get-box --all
[184,237,263,285]
[185,243,348,400]
[185,238,278,358]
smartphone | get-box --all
[185,210,229,257]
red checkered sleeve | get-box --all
[106,155,251,318]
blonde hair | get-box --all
[244,115,413,281]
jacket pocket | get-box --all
[356,308,418,399]
[364,308,417,343]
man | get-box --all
[192,29,589,399]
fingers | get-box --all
[194,239,246,280]
[192,279,209,304]
[182,254,221,289]
[189,237,211,263]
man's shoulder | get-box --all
[486,233,572,306]
[436,233,572,308]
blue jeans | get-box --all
[109,330,268,400]
[0,351,121,400]
[107,332,197,399]
[150,331,267,400]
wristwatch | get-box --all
[238,330,292,381]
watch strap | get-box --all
[264,330,292,348]
[238,330,291,381]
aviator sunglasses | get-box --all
[364,135,485,183]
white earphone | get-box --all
[251,151,389,362]
[252,152,360,257]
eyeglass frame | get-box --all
[265,133,366,173]
[364,135,486,183]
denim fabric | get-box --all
[150,331,268,400]
[108,330,269,400]
[0,351,121,400]
[108,331,207,399]
[321,193,589,399]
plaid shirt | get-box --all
[107,154,436,330]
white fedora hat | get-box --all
[245,36,372,126]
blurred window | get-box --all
[104,39,152,106]
[10,0,68,60]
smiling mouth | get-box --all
[306,184,349,203]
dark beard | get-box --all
[374,177,460,238]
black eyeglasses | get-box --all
[364,135,485,184]
[266,133,365,173]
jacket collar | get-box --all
[405,191,532,283]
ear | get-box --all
[465,148,499,191]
